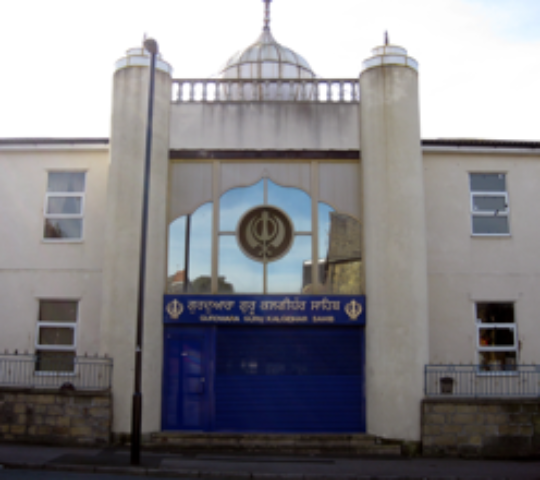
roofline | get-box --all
[0,138,109,145]
[422,139,540,149]
[0,138,539,154]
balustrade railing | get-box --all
[0,353,112,391]
[172,79,360,103]
[425,364,540,398]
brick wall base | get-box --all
[0,388,111,445]
[422,399,540,458]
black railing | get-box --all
[0,353,112,391]
[425,364,540,397]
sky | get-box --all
[1,0,539,140]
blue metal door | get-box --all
[214,326,365,433]
[162,327,211,430]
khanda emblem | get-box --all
[237,206,294,262]
[345,300,363,321]
[166,299,184,320]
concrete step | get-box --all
[146,433,402,456]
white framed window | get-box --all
[475,302,517,372]
[36,300,78,372]
[43,171,86,241]
[469,173,509,235]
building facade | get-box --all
[1,3,540,446]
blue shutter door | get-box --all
[214,326,365,433]
[162,327,211,430]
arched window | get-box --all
[167,179,363,295]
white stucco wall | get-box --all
[2,137,540,441]
[424,149,540,365]
[169,103,360,150]
[0,146,109,356]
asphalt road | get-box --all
[0,469,183,480]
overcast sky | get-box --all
[1,0,539,140]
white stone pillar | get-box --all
[100,46,172,436]
[360,45,429,441]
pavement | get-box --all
[0,444,539,479]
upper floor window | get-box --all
[469,173,509,235]
[44,172,86,241]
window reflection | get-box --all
[219,236,263,293]
[267,236,311,294]
[167,203,213,294]
[220,180,264,231]
[167,183,364,295]
[318,203,333,261]
[268,181,311,232]
[320,207,364,295]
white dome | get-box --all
[218,29,316,79]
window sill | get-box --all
[42,239,84,244]
[471,233,511,238]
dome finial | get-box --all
[263,0,272,31]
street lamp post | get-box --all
[131,37,159,466]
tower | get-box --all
[100,46,172,434]
[360,43,429,441]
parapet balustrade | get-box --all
[172,79,360,103]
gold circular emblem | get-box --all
[237,206,294,262]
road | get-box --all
[0,469,188,480]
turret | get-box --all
[360,40,429,441]
[100,44,172,435]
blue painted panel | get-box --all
[162,327,211,431]
[214,326,365,433]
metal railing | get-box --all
[172,78,360,103]
[0,353,112,391]
[425,364,540,397]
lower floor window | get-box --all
[476,302,517,371]
[36,300,78,372]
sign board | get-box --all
[163,295,366,326]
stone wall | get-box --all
[0,388,111,445]
[422,399,540,457]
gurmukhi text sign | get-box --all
[163,295,366,326]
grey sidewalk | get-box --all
[0,444,539,479]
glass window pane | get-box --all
[476,303,514,323]
[472,195,507,212]
[167,216,187,294]
[188,203,213,294]
[318,202,334,260]
[219,236,263,293]
[39,301,77,322]
[479,328,516,347]
[472,216,509,234]
[267,181,311,232]
[268,235,312,294]
[36,351,75,372]
[479,351,516,371]
[46,196,82,214]
[220,180,264,231]
[44,219,83,239]
[47,172,85,192]
[324,212,363,295]
[470,173,505,192]
[167,204,213,294]
[39,327,74,346]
